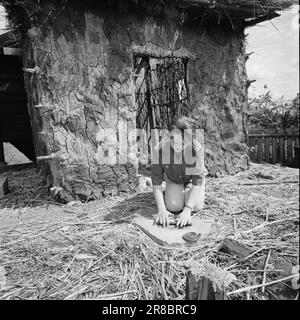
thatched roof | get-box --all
[177,0,295,15]
[0,0,297,30]
[175,0,296,26]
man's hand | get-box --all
[176,206,192,228]
[156,209,172,227]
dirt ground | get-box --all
[0,162,299,300]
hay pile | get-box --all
[0,164,51,209]
[0,162,298,300]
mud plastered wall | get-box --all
[183,21,250,177]
[21,3,249,201]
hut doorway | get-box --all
[0,45,35,166]
[134,55,190,156]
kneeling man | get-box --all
[151,116,207,228]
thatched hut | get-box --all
[0,0,293,201]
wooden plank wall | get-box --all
[248,134,299,168]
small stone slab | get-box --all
[0,176,9,197]
[220,238,252,259]
[132,208,214,247]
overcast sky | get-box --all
[0,4,299,100]
[246,4,299,100]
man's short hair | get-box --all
[168,116,194,133]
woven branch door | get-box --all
[134,55,190,155]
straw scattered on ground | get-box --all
[0,162,299,300]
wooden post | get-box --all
[279,136,285,165]
[186,273,226,300]
[248,136,255,161]
[145,58,159,150]
[294,136,299,168]
[254,137,258,162]
[145,60,155,130]
[257,137,263,162]
[265,136,270,163]
[272,137,277,164]
[251,137,258,162]
[287,137,293,166]
[184,58,191,112]
[185,263,236,300]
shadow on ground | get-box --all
[103,191,156,223]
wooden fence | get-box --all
[248,134,299,168]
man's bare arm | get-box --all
[177,179,204,228]
[153,185,171,227]
[153,185,166,211]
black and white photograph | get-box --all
[0,0,299,304]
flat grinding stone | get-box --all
[131,207,215,247]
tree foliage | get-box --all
[247,89,299,134]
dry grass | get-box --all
[0,164,51,210]
[0,162,299,300]
[214,0,295,9]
